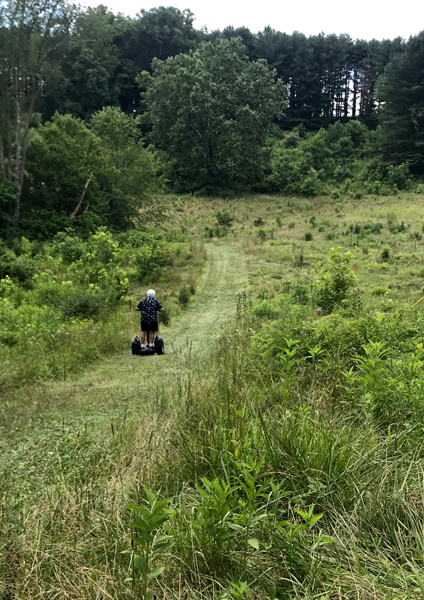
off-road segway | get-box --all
[131,329,165,356]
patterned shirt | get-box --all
[136,297,163,322]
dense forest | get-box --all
[1,0,424,240]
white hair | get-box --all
[147,289,155,297]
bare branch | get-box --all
[69,172,93,219]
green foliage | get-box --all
[90,107,162,229]
[23,113,106,221]
[21,110,162,238]
[370,286,389,296]
[267,120,414,195]
[178,286,190,306]
[215,210,234,227]
[252,299,280,319]
[376,31,424,172]
[0,227,190,388]
[304,231,313,241]
[0,176,15,230]
[126,486,174,598]
[314,247,357,312]
[139,38,286,192]
[61,289,109,320]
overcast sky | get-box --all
[83,0,424,40]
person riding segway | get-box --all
[133,289,164,355]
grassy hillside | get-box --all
[3,192,424,599]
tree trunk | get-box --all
[0,134,4,176]
[13,93,35,227]
[6,127,12,181]
[13,91,22,227]
[352,68,358,119]
[69,172,93,219]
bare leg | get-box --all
[141,331,146,345]
[149,331,155,344]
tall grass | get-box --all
[3,313,424,598]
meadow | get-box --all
[3,191,424,599]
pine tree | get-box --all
[377,31,424,172]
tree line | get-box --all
[1,0,424,239]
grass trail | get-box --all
[0,241,248,467]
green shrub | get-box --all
[381,248,390,260]
[301,167,321,197]
[370,286,389,296]
[178,286,190,306]
[252,300,280,319]
[215,210,234,227]
[304,232,313,241]
[158,307,170,326]
[61,289,108,320]
[292,283,310,305]
[314,247,357,312]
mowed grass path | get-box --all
[1,241,248,500]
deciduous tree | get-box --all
[0,0,75,225]
[139,38,286,192]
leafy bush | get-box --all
[314,247,357,312]
[215,210,234,227]
[370,286,389,296]
[252,300,280,319]
[178,286,190,306]
[0,226,194,388]
[301,167,321,197]
[304,232,313,241]
[61,289,108,320]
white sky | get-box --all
[83,0,424,40]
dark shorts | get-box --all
[141,322,158,332]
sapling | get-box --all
[125,486,174,599]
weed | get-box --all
[216,210,234,227]
[178,286,190,306]
[126,487,174,598]
[314,247,357,312]
[370,286,389,295]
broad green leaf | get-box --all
[309,513,323,527]
[134,555,147,571]
[248,538,260,550]
[294,508,308,521]
[147,566,165,581]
